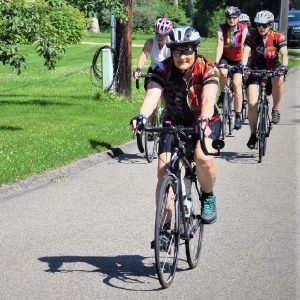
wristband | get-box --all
[138,113,147,120]
[136,67,142,72]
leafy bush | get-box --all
[0,0,85,73]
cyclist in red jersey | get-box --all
[215,6,248,130]
[131,26,220,224]
[241,10,288,149]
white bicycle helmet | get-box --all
[154,18,173,35]
[239,13,250,23]
[166,26,201,48]
[254,10,274,24]
[225,6,241,17]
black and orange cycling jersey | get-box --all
[245,29,287,70]
[220,22,247,61]
[147,55,219,127]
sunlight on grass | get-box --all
[0,32,299,186]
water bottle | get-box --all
[183,176,192,218]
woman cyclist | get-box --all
[131,26,220,225]
[241,10,288,149]
[133,17,173,81]
[239,13,252,29]
[215,6,248,130]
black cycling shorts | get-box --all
[245,75,273,96]
[158,119,221,155]
[219,58,242,74]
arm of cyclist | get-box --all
[241,44,251,71]
[278,45,289,75]
[215,26,224,65]
[199,82,218,138]
[133,38,153,79]
[130,81,162,131]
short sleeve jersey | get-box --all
[244,30,287,69]
[220,22,246,61]
[148,55,219,126]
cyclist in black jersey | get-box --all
[131,26,220,224]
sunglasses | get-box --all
[227,16,238,20]
[172,48,194,57]
[156,33,167,38]
[256,23,270,29]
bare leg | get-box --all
[271,75,285,110]
[247,84,260,134]
[194,140,217,193]
[232,73,243,113]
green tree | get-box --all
[0,0,85,73]
[133,0,190,33]
[65,0,128,22]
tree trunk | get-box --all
[279,0,289,36]
[188,0,194,26]
[115,0,132,98]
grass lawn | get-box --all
[1,31,299,186]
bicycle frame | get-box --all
[218,64,239,138]
[145,124,205,241]
[250,69,280,162]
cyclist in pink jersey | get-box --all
[215,6,248,130]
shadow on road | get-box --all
[38,255,161,291]
[217,151,258,164]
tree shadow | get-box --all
[38,255,161,291]
[0,125,23,131]
[0,99,73,106]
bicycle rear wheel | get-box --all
[185,178,204,269]
[154,174,180,288]
[144,115,158,163]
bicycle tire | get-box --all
[241,85,248,122]
[257,103,265,163]
[144,115,158,163]
[262,104,269,156]
[185,178,204,269]
[154,174,180,289]
[221,92,229,139]
[136,131,144,153]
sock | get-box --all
[202,191,214,198]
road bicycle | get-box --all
[135,74,162,163]
[217,64,240,139]
[248,69,280,163]
[144,118,224,288]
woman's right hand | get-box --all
[133,67,142,79]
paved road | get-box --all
[0,69,299,299]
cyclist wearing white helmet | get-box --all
[133,17,173,80]
[131,26,220,225]
[241,10,288,149]
[215,6,248,130]
[239,13,251,28]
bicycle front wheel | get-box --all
[154,174,180,289]
[257,103,265,163]
[221,92,229,139]
[185,178,204,269]
[144,116,158,163]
